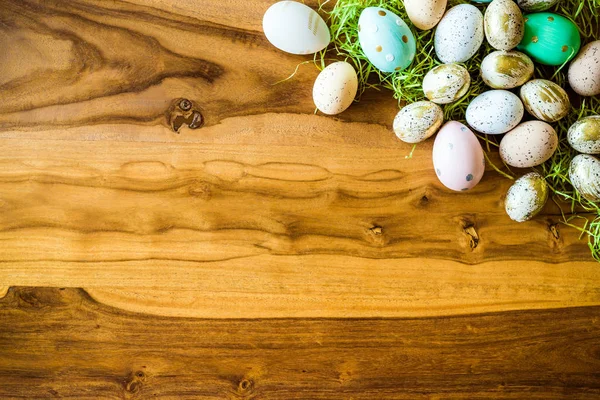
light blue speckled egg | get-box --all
[357,7,416,73]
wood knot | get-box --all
[369,225,383,235]
[460,219,479,251]
[188,181,212,200]
[123,370,146,397]
[167,98,203,133]
[238,379,253,392]
[549,222,560,240]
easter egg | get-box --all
[520,79,570,123]
[358,7,416,72]
[432,121,485,192]
[568,116,600,155]
[434,4,485,63]
[505,172,549,222]
[568,41,600,97]
[570,155,600,202]
[481,50,534,89]
[262,1,330,55]
[393,101,444,144]
[422,63,471,104]
[466,90,524,135]
[404,0,447,31]
[484,0,525,51]
[517,12,581,66]
[500,121,558,168]
[516,0,561,12]
[312,62,358,115]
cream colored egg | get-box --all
[500,121,558,168]
[423,63,471,104]
[505,172,549,222]
[520,79,570,123]
[393,101,444,144]
[313,61,358,115]
[404,0,447,31]
[481,50,534,89]
[484,0,524,51]
[568,116,600,155]
[569,155,600,202]
[568,41,600,97]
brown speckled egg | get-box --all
[404,0,447,31]
[520,79,570,123]
[568,41,600,97]
[569,155,600,202]
[568,116,600,155]
[312,61,358,115]
[484,0,524,51]
[500,121,558,168]
[393,101,444,144]
[505,172,549,222]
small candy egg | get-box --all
[568,41,600,97]
[505,172,549,222]
[432,121,486,192]
[517,12,581,66]
[569,155,600,202]
[520,79,570,123]
[262,1,330,55]
[434,4,484,63]
[358,7,416,72]
[568,116,600,155]
[422,63,471,104]
[516,0,561,12]
[481,50,534,89]
[500,121,558,168]
[312,62,358,115]
[393,101,444,144]
[466,90,524,135]
[484,0,525,51]
[404,0,447,31]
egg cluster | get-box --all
[262,0,599,224]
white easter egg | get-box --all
[422,63,471,104]
[505,172,549,222]
[568,116,600,155]
[484,0,525,51]
[500,121,558,168]
[466,90,524,134]
[393,101,444,143]
[432,121,486,192]
[480,50,534,89]
[262,1,330,55]
[313,62,358,115]
[520,79,570,123]
[434,4,484,63]
[570,155,600,202]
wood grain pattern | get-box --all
[0,0,599,319]
[1,287,600,399]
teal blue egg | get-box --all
[357,7,416,73]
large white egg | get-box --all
[422,63,471,104]
[520,79,570,123]
[500,121,558,168]
[484,0,524,51]
[480,50,534,89]
[433,121,486,192]
[568,116,600,155]
[505,172,549,222]
[313,62,358,115]
[434,4,484,63]
[570,155,600,202]
[262,1,330,55]
[466,90,524,134]
[393,101,444,144]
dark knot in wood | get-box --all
[167,98,203,133]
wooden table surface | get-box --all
[1,0,599,398]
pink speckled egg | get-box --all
[432,121,486,191]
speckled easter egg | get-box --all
[517,12,581,66]
[404,0,447,31]
[393,101,444,144]
[500,121,558,168]
[505,172,549,222]
[432,121,485,192]
[568,116,600,155]
[568,41,600,97]
[358,7,416,72]
[434,4,484,63]
[312,62,358,115]
[466,90,524,134]
[262,1,330,55]
[516,0,561,12]
[422,63,471,104]
[484,0,525,51]
[520,79,570,123]
[481,50,534,89]
[569,155,600,202]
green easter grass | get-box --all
[317,0,600,261]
